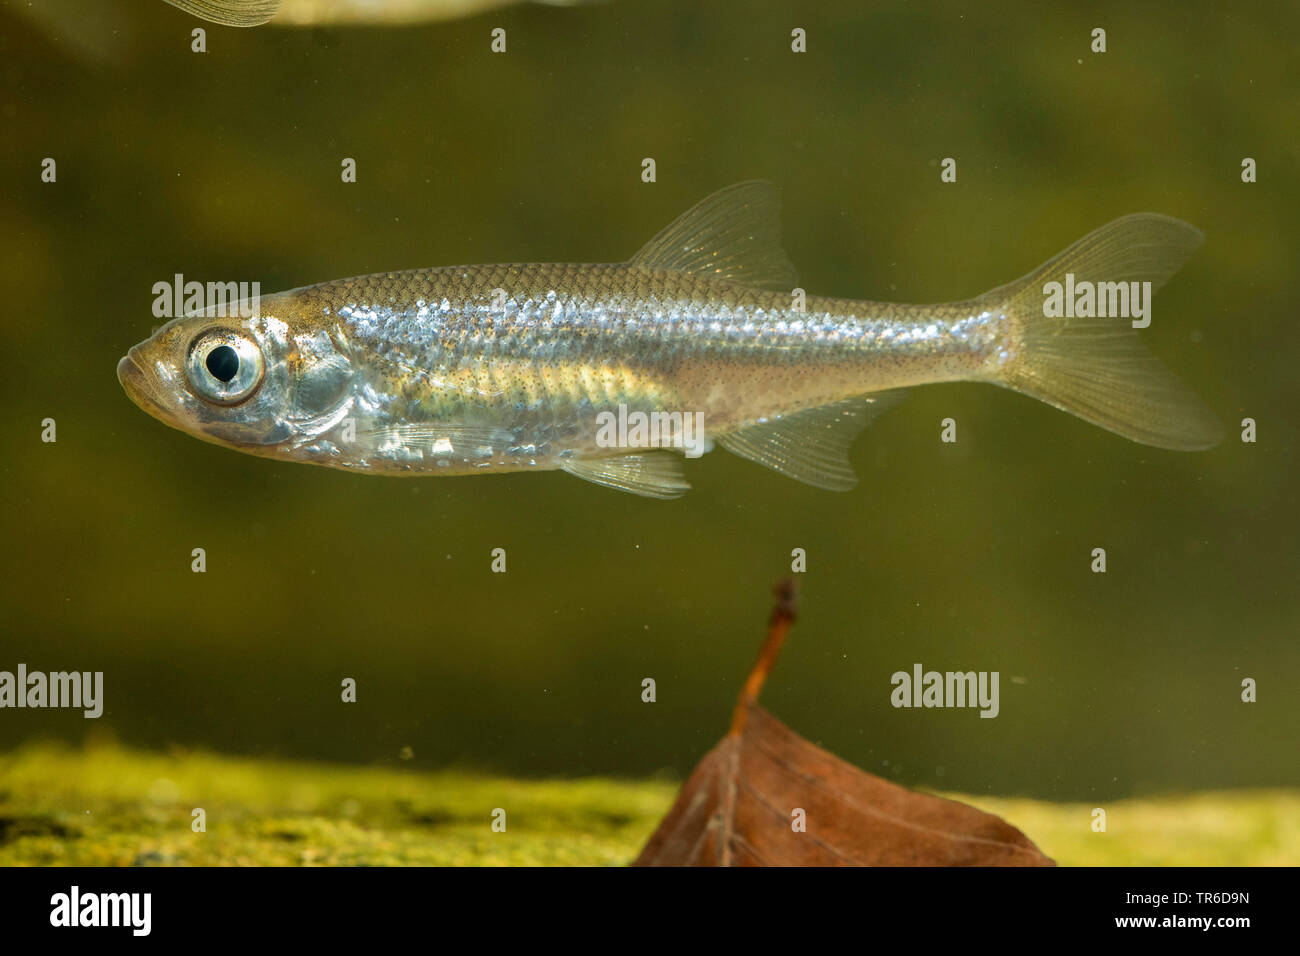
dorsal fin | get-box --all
[716,392,906,490]
[628,181,799,291]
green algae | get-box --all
[1,742,1293,866]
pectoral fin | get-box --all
[560,452,691,499]
[361,423,516,459]
[161,0,281,26]
[717,392,905,490]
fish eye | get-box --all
[206,345,240,382]
[185,329,264,405]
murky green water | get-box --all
[2,0,1296,800]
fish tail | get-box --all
[981,214,1222,450]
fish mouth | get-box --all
[116,349,276,452]
[117,350,173,422]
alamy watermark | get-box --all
[594,404,708,458]
[890,663,999,718]
[152,273,260,319]
[0,664,103,718]
[50,886,150,936]
[1042,273,1152,328]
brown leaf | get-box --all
[633,581,1054,867]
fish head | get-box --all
[118,305,356,460]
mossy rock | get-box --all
[0,742,1293,865]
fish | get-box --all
[118,181,1222,499]
[160,0,589,28]
[14,0,579,68]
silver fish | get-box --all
[118,181,1221,498]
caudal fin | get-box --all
[982,214,1222,451]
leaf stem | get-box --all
[729,578,799,736]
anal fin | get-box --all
[716,392,905,490]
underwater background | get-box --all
[1,0,1297,810]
